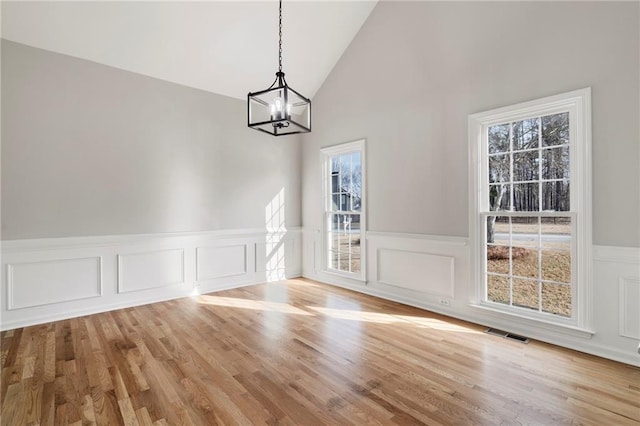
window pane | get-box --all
[513,150,539,182]
[512,183,539,211]
[489,185,510,211]
[489,154,510,183]
[542,282,571,317]
[541,217,571,249]
[339,256,352,272]
[350,256,361,274]
[542,146,570,180]
[331,173,340,194]
[541,250,571,283]
[331,157,339,173]
[511,216,539,249]
[540,216,571,284]
[330,213,341,233]
[512,247,538,279]
[513,118,539,151]
[340,193,348,211]
[542,112,569,147]
[487,245,510,274]
[512,278,539,311]
[351,152,362,197]
[488,124,510,154]
[542,181,570,211]
[487,216,510,245]
[331,193,339,210]
[329,250,339,270]
[487,275,510,305]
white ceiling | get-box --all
[1,1,377,100]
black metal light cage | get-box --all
[247,0,311,136]
[248,72,311,136]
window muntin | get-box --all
[470,88,591,329]
[322,141,365,278]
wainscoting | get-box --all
[3,227,638,365]
[1,228,301,330]
[302,228,640,366]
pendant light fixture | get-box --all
[247,0,311,136]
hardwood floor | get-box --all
[1,278,639,425]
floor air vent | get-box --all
[485,328,530,344]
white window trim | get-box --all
[468,88,593,332]
[320,139,367,282]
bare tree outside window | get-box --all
[486,112,572,317]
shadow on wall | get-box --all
[265,188,286,281]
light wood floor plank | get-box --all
[1,278,639,425]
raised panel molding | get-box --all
[196,245,247,281]
[255,238,295,273]
[377,248,455,298]
[117,249,185,293]
[7,257,102,310]
[619,277,640,339]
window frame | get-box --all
[469,88,592,330]
[320,139,366,281]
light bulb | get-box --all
[270,97,284,120]
[269,96,293,123]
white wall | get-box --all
[303,1,639,246]
[302,2,640,365]
[1,40,302,239]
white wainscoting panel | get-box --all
[118,249,185,293]
[1,228,302,330]
[377,249,454,297]
[619,277,640,339]
[8,257,102,310]
[196,245,247,281]
[255,238,296,273]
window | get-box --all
[321,140,365,279]
[469,89,592,329]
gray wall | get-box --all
[302,1,640,247]
[2,40,301,239]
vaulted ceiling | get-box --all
[1,1,377,100]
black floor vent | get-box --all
[485,328,530,344]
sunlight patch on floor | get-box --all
[196,295,312,316]
[307,306,481,333]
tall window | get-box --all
[321,140,365,279]
[469,89,591,328]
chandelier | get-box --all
[247,0,311,136]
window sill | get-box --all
[469,303,595,340]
